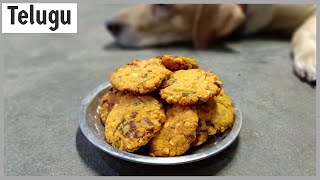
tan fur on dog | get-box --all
[107,4,316,82]
[192,4,245,49]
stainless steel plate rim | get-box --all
[79,81,242,165]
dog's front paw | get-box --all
[294,58,316,82]
[291,14,316,83]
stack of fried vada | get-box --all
[99,55,235,157]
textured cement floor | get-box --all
[3,2,316,176]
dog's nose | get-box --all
[105,21,123,37]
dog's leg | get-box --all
[291,13,316,82]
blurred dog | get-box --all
[105,4,316,82]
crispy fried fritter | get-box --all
[191,118,209,147]
[99,88,122,125]
[149,105,198,157]
[160,69,222,105]
[157,55,199,71]
[105,94,166,152]
[198,90,235,136]
[110,59,172,94]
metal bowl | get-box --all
[79,81,242,165]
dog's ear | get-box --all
[192,4,219,49]
[192,4,246,49]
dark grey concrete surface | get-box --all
[3,3,316,176]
